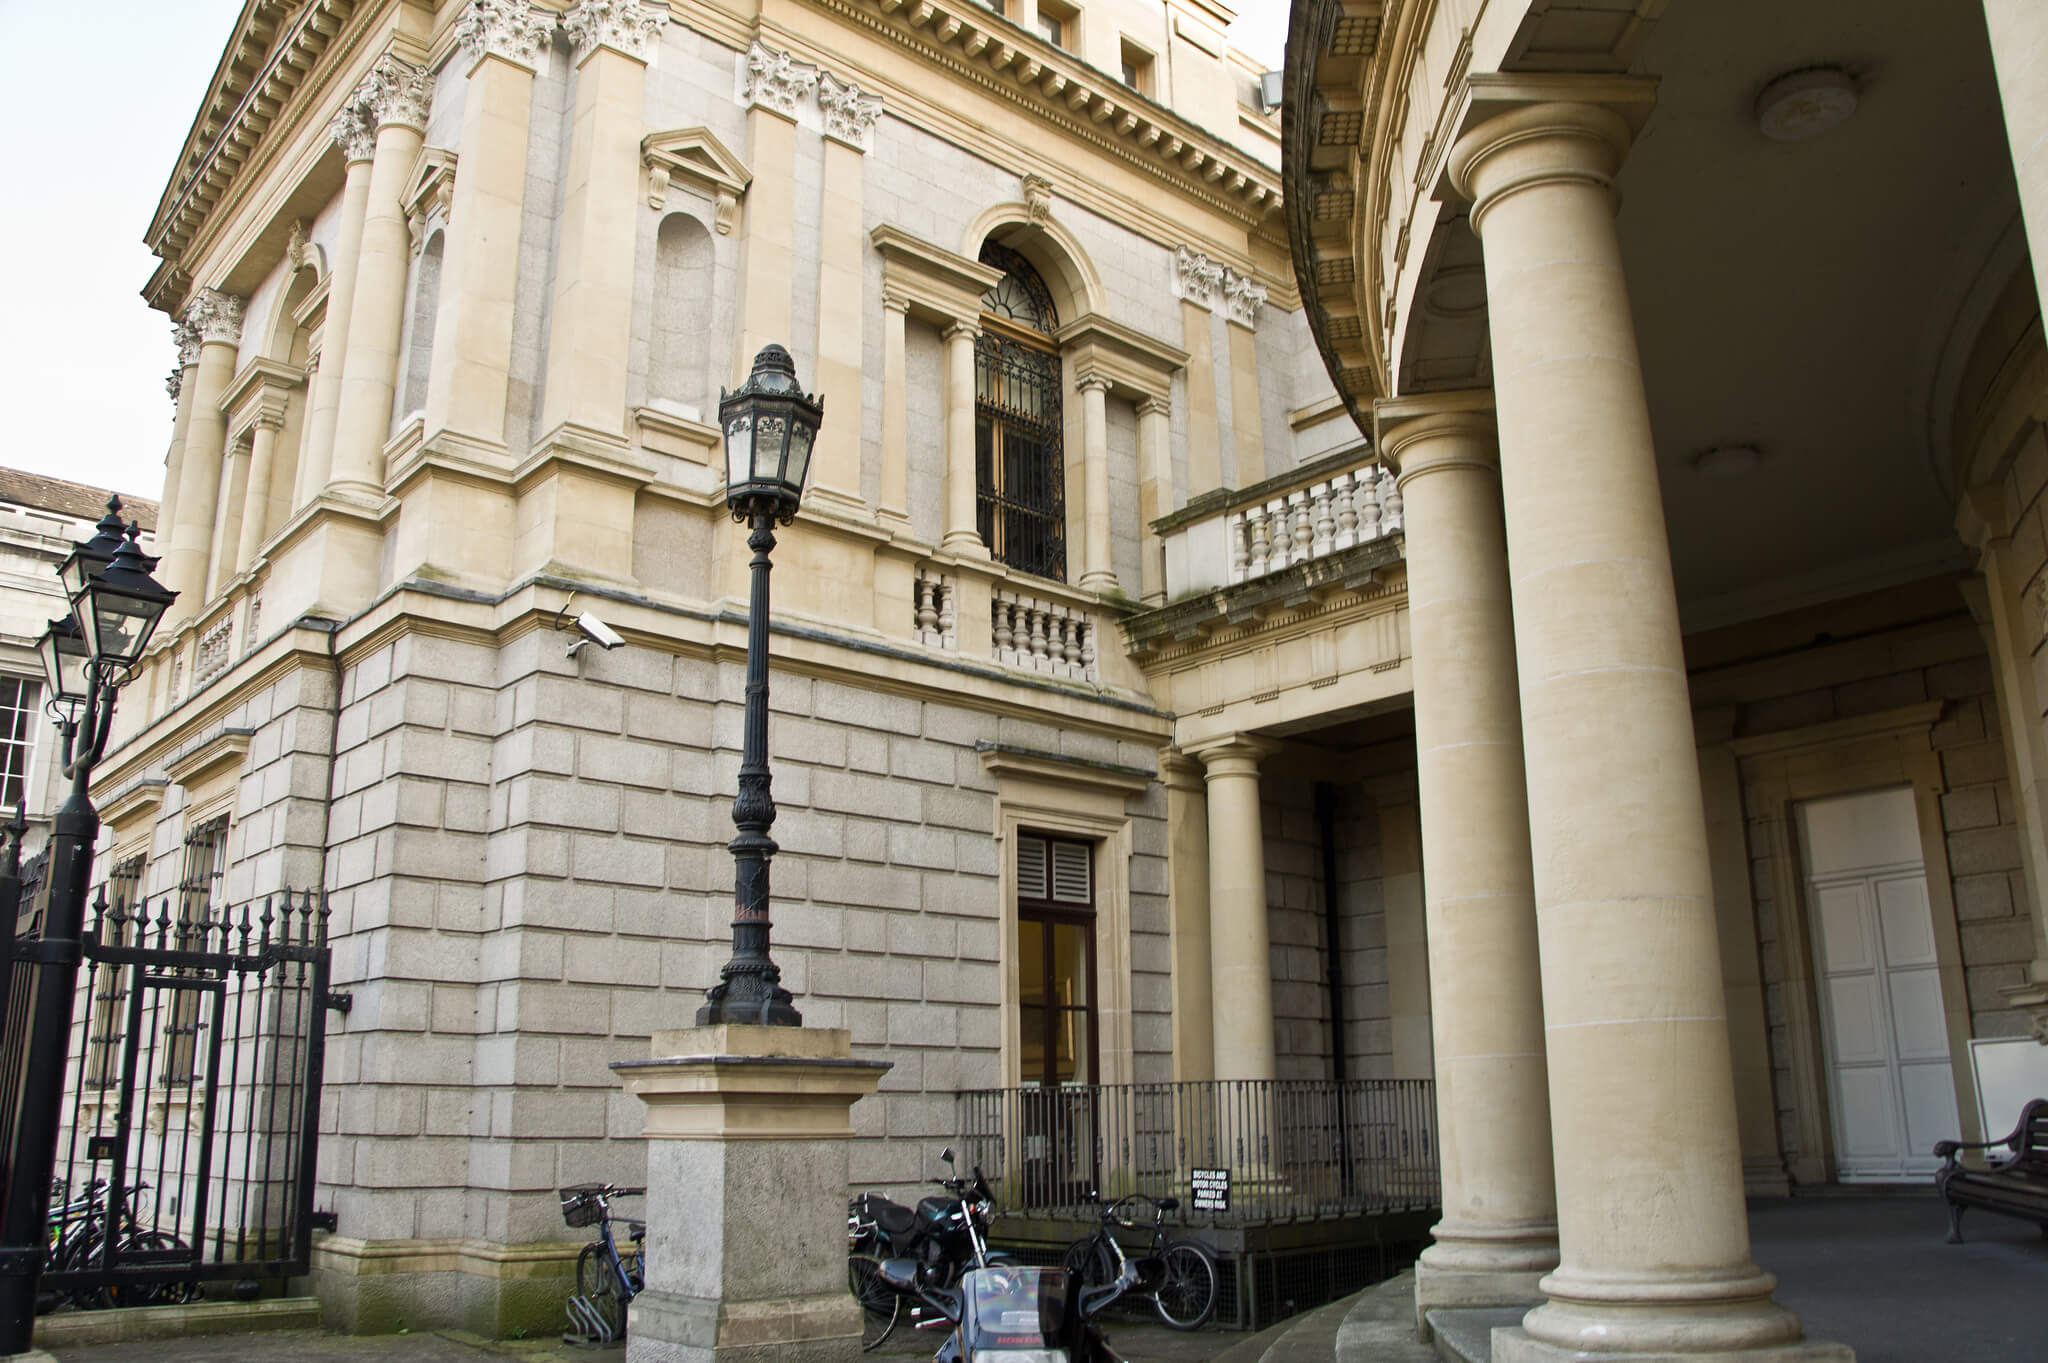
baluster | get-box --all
[1380,466,1404,533]
[1358,468,1383,540]
[1247,506,1272,577]
[1028,603,1049,667]
[1080,619,1097,679]
[1267,499,1292,570]
[938,577,956,647]
[1227,511,1249,584]
[1310,482,1335,558]
[915,575,937,639]
[993,595,1013,656]
[1333,472,1359,549]
[1291,490,1314,564]
[1061,611,1082,669]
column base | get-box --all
[940,530,990,558]
[1493,1326,1853,1362]
[626,1288,860,1363]
[1078,569,1121,593]
[1416,1260,1550,1316]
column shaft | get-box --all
[1137,397,1172,603]
[296,153,373,504]
[1198,739,1274,1083]
[158,347,201,546]
[235,417,282,572]
[1180,301,1222,495]
[538,38,650,442]
[1452,99,1834,1360]
[425,48,537,450]
[1162,751,1215,1082]
[330,112,427,495]
[1380,395,1557,1313]
[941,322,987,557]
[878,295,912,533]
[808,136,868,514]
[161,309,242,624]
[208,439,252,598]
[1226,320,1264,485]
[1078,376,1117,591]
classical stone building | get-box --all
[1283,0,2048,1359]
[0,471,158,857]
[99,0,1398,1335]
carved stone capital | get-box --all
[359,54,432,133]
[166,367,183,401]
[327,103,376,162]
[743,41,818,119]
[1223,272,1267,329]
[184,289,245,347]
[454,0,556,71]
[563,0,664,65]
[1173,245,1226,309]
[817,70,882,150]
[173,319,202,369]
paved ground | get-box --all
[1749,1193,2047,1363]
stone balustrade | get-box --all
[992,589,1098,683]
[1157,446,1400,599]
[913,564,957,650]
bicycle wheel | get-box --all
[576,1241,628,1341]
[1153,1240,1217,1331]
[1061,1236,1115,1290]
[103,1231,198,1309]
[847,1253,899,1352]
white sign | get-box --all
[1190,1167,1230,1212]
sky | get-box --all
[0,0,1289,505]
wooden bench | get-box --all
[1934,1097,2048,1243]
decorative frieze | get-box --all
[454,0,556,71]
[359,54,432,132]
[196,616,234,685]
[183,289,245,347]
[817,70,883,150]
[1174,245,1266,328]
[563,0,664,64]
[742,42,818,118]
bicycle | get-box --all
[560,1183,645,1344]
[44,1177,200,1312]
[1061,1192,1219,1331]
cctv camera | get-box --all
[575,611,624,651]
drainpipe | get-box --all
[1315,782,1353,1195]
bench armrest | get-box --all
[1934,1135,2014,1169]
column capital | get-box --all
[882,288,912,315]
[817,70,882,152]
[1075,371,1113,395]
[1188,735,1274,777]
[1158,748,1207,793]
[327,103,377,163]
[1447,78,1655,234]
[1374,390,1498,486]
[1137,395,1173,420]
[183,288,245,347]
[453,0,555,74]
[357,53,432,133]
[941,319,980,344]
[564,0,664,64]
[742,40,818,118]
[1955,486,2011,553]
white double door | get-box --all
[1797,788,1960,1181]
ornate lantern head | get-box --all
[720,344,824,523]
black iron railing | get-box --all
[954,1078,1439,1226]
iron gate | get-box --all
[15,880,343,1305]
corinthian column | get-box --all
[295,105,377,504]
[426,1,552,454]
[158,322,202,546]
[1378,391,1556,1317]
[536,0,665,444]
[328,54,431,498]
[1449,93,1845,1362]
[161,289,244,625]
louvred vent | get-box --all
[1051,840,1091,903]
[1017,835,1048,900]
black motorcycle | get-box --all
[848,1147,1010,1350]
[879,1251,1161,1363]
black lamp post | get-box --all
[698,344,823,1027]
[0,500,174,1350]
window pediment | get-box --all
[642,127,753,234]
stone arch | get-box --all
[400,229,444,420]
[960,204,1106,324]
[265,264,321,366]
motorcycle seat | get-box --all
[854,1192,917,1236]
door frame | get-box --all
[1733,702,1980,1184]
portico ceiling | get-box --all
[1613,0,2019,628]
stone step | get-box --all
[1421,1307,1522,1363]
[34,1295,324,1349]
[1331,1271,1434,1363]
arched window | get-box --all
[975,241,1065,580]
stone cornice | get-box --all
[223,357,308,436]
[810,0,1281,226]
[1119,535,1404,659]
[975,741,1154,794]
[146,0,361,275]
[164,726,255,789]
[872,225,1004,325]
[1058,313,1189,401]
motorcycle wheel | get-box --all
[1153,1241,1218,1331]
[847,1253,899,1352]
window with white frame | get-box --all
[0,676,41,814]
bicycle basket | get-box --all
[560,1186,606,1228]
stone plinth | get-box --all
[613,1025,890,1363]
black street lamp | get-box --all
[698,344,823,1028]
[0,499,174,1350]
